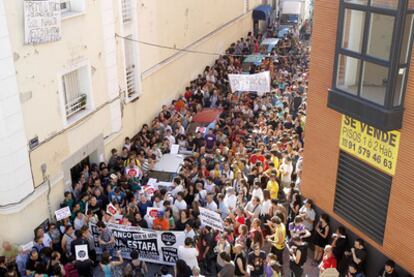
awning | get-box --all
[252,5,273,21]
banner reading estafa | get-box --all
[89,223,185,266]
[339,115,401,176]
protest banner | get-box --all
[54,206,71,221]
[228,71,271,95]
[199,207,224,231]
[89,222,185,265]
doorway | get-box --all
[70,156,90,184]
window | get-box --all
[121,0,132,23]
[60,64,93,122]
[336,55,361,95]
[360,62,388,105]
[60,0,86,18]
[60,1,70,13]
[244,0,249,14]
[124,36,139,100]
[341,9,365,53]
[328,0,414,131]
[367,13,394,60]
[371,0,398,9]
[334,151,392,244]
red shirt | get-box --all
[249,154,265,165]
[320,255,337,271]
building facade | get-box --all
[0,0,267,245]
[302,0,414,274]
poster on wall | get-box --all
[339,115,401,176]
[89,223,185,265]
[24,0,62,45]
[228,71,271,95]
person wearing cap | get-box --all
[152,210,169,231]
[319,245,337,274]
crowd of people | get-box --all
[0,27,402,277]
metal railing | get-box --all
[121,0,132,23]
[65,94,87,118]
[126,66,136,97]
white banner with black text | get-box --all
[228,71,271,95]
[89,223,185,265]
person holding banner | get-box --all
[96,221,115,256]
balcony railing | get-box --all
[126,66,137,98]
[65,94,87,118]
[122,0,132,23]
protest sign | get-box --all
[144,184,157,197]
[54,206,71,221]
[21,241,34,252]
[75,244,89,261]
[199,207,224,231]
[106,203,117,216]
[171,144,180,155]
[146,207,162,219]
[89,223,185,265]
[147,178,157,186]
[228,71,271,95]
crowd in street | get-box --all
[0,28,401,277]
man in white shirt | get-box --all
[170,177,184,198]
[245,196,261,219]
[205,192,218,211]
[173,192,187,218]
[251,181,264,202]
[279,156,293,188]
[165,129,176,148]
[178,237,199,270]
[184,220,196,239]
[223,187,237,211]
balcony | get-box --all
[126,66,137,98]
[121,0,132,23]
[65,94,87,118]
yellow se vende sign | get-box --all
[339,115,401,176]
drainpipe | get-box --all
[41,163,53,221]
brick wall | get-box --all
[301,0,414,273]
